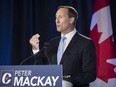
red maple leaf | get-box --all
[90,24,116,83]
[5,76,9,81]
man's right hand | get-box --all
[29,34,40,50]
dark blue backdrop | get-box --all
[0,0,115,65]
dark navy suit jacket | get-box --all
[35,32,96,87]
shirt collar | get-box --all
[61,28,77,41]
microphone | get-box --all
[43,42,50,64]
[20,42,49,65]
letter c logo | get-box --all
[2,73,12,84]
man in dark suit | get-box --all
[29,6,96,87]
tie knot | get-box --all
[61,36,66,41]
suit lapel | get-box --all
[60,32,79,64]
[49,37,60,64]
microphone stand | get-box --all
[20,42,49,65]
[20,52,40,65]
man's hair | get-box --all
[57,5,78,26]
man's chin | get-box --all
[57,29,62,32]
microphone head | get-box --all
[43,42,49,50]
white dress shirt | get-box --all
[61,28,77,52]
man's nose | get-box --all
[56,18,59,23]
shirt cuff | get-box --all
[32,49,39,54]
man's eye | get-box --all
[56,16,64,19]
[59,16,63,18]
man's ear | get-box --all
[70,17,75,24]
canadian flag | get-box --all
[89,0,116,87]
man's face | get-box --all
[55,8,72,34]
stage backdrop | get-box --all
[0,0,115,65]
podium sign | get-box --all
[0,65,62,87]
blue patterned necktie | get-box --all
[57,36,66,64]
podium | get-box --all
[0,65,62,87]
